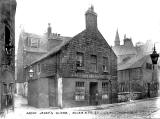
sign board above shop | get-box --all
[71,73,111,79]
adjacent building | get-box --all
[16,24,72,97]
[0,0,16,110]
[25,6,118,108]
[112,30,159,101]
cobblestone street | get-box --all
[1,95,160,119]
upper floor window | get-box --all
[146,63,152,70]
[90,55,97,72]
[103,57,109,72]
[76,52,84,67]
[26,37,40,48]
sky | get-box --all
[15,0,160,52]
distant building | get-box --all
[112,30,159,101]
[25,6,118,108]
[0,0,16,110]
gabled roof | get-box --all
[29,28,112,67]
[118,55,150,70]
[29,36,72,66]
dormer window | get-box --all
[26,37,40,48]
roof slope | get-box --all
[112,45,137,56]
[118,55,150,70]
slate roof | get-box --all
[112,45,137,56]
[30,36,72,65]
[118,55,150,70]
[29,28,113,67]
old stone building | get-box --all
[25,6,118,108]
[16,24,71,96]
[0,0,16,110]
[112,30,159,101]
[16,31,47,96]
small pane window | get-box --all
[90,55,97,72]
[103,57,109,72]
[76,52,84,67]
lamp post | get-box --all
[150,44,159,98]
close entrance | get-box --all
[89,82,98,105]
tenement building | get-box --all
[26,6,118,108]
[16,24,71,97]
[0,0,16,110]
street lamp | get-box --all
[150,44,159,68]
[29,68,34,79]
[149,44,159,98]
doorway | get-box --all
[89,82,98,105]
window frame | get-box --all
[76,52,84,67]
[90,55,97,72]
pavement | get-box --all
[1,94,160,119]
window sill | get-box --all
[76,66,85,71]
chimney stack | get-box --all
[47,23,52,38]
[85,5,97,30]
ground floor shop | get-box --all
[28,76,118,108]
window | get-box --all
[3,83,7,94]
[102,82,108,91]
[90,55,97,72]
[76,82,84,88]
[9,83,13,93]
[75,82,85,101]
[5,25,12,55]
[146,63,152,70]
[30,38,39,48]
[103,57,109,72]
[76,52,84,67]
[26,37,40,48]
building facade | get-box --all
[16,31,47,96]
[118,55,159,101]
[16,24,71,97]
[112,30,159,101]
[26,6,118,108]
[0,0,16,110]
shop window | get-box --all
[75,82,84,88]
[102,57,109,72]
[146,63,152,70]
[76,52,84,67]
[75,82,85,101]
[90,55,97,72]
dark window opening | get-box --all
[90,55,97,72]
[146,63,152,70]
